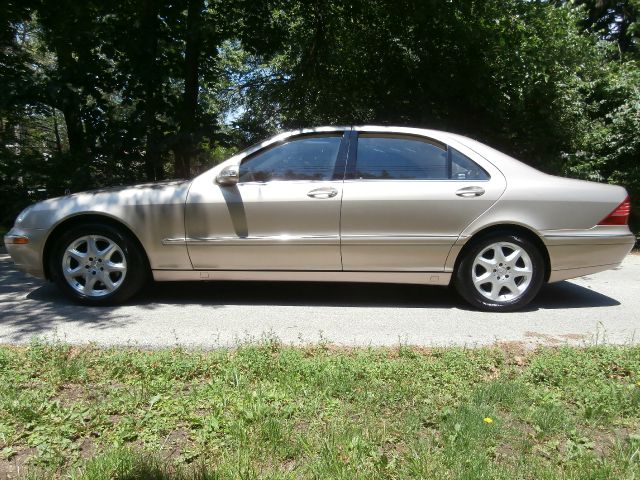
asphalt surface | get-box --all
[0,253,639,348]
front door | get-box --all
[185,132,347,270]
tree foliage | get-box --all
[0,0,638,230]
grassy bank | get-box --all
[1,341,639,479]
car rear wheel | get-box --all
[454,233,545,312]
[50,223,148,305]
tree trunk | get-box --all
[60,101,85,158]
[173,0,204,179]
[54,45,86,159]
[52,108,62,154]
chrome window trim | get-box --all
[342,179,491,183]
[236,179,345,186]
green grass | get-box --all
[1,341,640,479]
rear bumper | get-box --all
[4,227,47,279]
[543,231,635,282]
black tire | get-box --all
[49,222,148,305]
[454,233,545,312]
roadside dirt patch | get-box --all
[79,436,97,460]
[160,426,192,462]
[592,427,634,458]
[524,331,562,344]
[0,447,36,480]
[493,340,530,356]
[558,333,588,341]
[57,383,85,406]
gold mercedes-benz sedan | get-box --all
[4,126,635,311]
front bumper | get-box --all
[4,226,48,279]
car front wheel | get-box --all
[454,233,545,312]
[50,223,148,305]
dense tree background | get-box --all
[1,0,638,232]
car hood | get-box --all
[64,179,190,197]
[17,180,192,230]
[45,179,190,203]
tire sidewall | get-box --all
[455,233,545,312]
[50,223,146,305]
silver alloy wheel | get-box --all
[62,235,127,297]
[471,241,533,302]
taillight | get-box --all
[598,196,631,225]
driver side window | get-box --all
[239,135,342,183]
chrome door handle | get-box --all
[307,187,339,199]
[455,186,485,197]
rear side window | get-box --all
[354,135,490,181]
[355,135,448,180]
[451,148,490,180]
[239,135,342,182]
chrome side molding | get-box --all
[162,235,338,246]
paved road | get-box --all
[1,253,639,348]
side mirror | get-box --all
[216,165,239,186]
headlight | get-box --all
[15,205,34,225]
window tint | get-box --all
[450,148,490,180]
[355,136,448,180]
[239,135,342,182]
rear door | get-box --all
[340,131,506,271]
